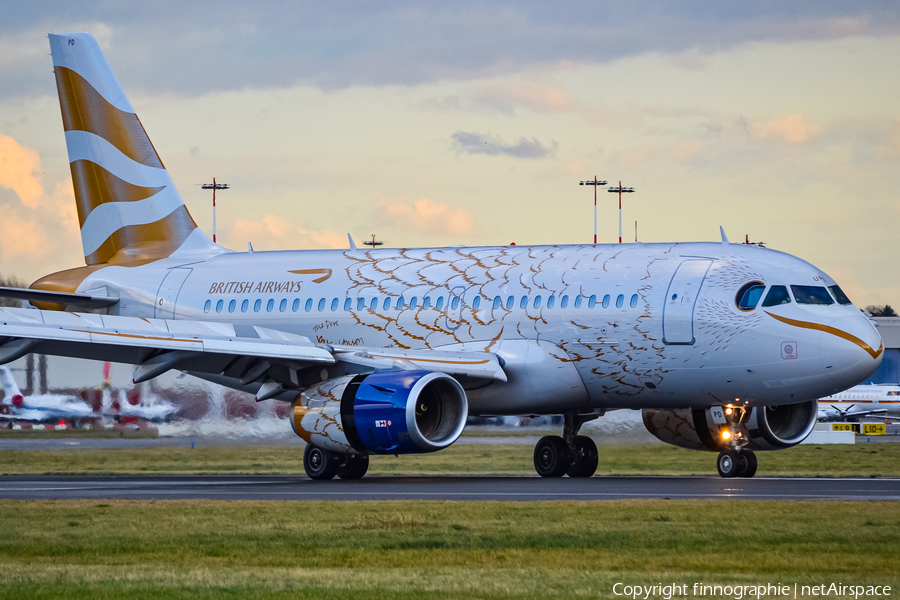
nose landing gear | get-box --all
[533,412,601,478]
[716,406,757,478]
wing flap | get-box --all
[334,346,507,382]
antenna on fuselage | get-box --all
[347,234,358,250]
[719,226,729,244]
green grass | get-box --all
[0,427,158,439]
[460,428,554,438]
[0,499,897,599]
[1,441,899,476]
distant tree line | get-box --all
[866,305,897,317]
[0,274,26,307]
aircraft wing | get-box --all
[0,306,506,392]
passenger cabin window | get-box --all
[254,299,261,312]
[472,296,481,310]
[266,299,275,312]
[630,294,638,308]
[736,281,766,311]
[410,297,418,309]
[344,298,352,311]
[319,298,327,312]
[762,285,791,307]
[306,299,314,312]
[216,300,224,313]
[533,295,542,309]
[589,295,597,308]
[506,296,514,309]
[615,294,624,308]
[396,297,404,310]
[204,300,211,313]
[560,295,568,309]
[293,298,300,312]
[547,295,555,309]
[791,285,834,305]
[493,296,501,310]
[829,285,853,305]
[436,297,445,310]
[370,297,378,311]
[383,297,391,311]
[242,299,249,313]
[451,296,460,310]
[519,296,528,309]
[280,299,287,312]
[331,298,339,311]
[423,297,431,309]
[357,298,365,311]
[228,300,236,313]
[574,296,583,309]
[602,294,610,308]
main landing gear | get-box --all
[303,445,370,480]
[533,413,601,478]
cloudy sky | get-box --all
[1,2,899,307]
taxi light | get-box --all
[725,408,733,415]
[721,430,732,440]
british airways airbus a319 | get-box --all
[0,33,883,479]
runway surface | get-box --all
[2,475,899,501]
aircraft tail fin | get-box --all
[0,367,22,399]
[47,32,219,269]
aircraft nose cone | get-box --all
[821,314,883,391]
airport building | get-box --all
[865,317,900,384]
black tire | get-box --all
[738,450,757,478]
[337,454,370,480]
[566,435,599,478]
[303,445,340,480]
[717,449,743,478]
[534,435,569,478]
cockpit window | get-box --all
[791,285,834,305]
[735,281,765,311]
[828,285,852,305]
[762,285,791,307]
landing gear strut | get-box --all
[533,412,601,478]
[303,445,370,480]
[715,406,757,478]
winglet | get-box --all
[348,234,357,250]
[719,226,729,244]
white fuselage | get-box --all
[818,384,900,420]
[74,241,882,415]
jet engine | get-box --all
[642,400,818,452]
[291,370,468,455]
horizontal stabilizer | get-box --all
[0,286,119,310]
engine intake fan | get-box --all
[291,370,468,455]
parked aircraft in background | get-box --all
[0,367,95,427]
[818,383,900,422]
[111,389,177,423]
[0,32,883,479]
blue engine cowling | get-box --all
[291,370,468,455]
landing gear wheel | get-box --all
[737,450,757,478]
[303,445,340,480]
[534,435,570,478]
[566,435,599,478]
[717,449,743,478]
[337,454,370,480]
